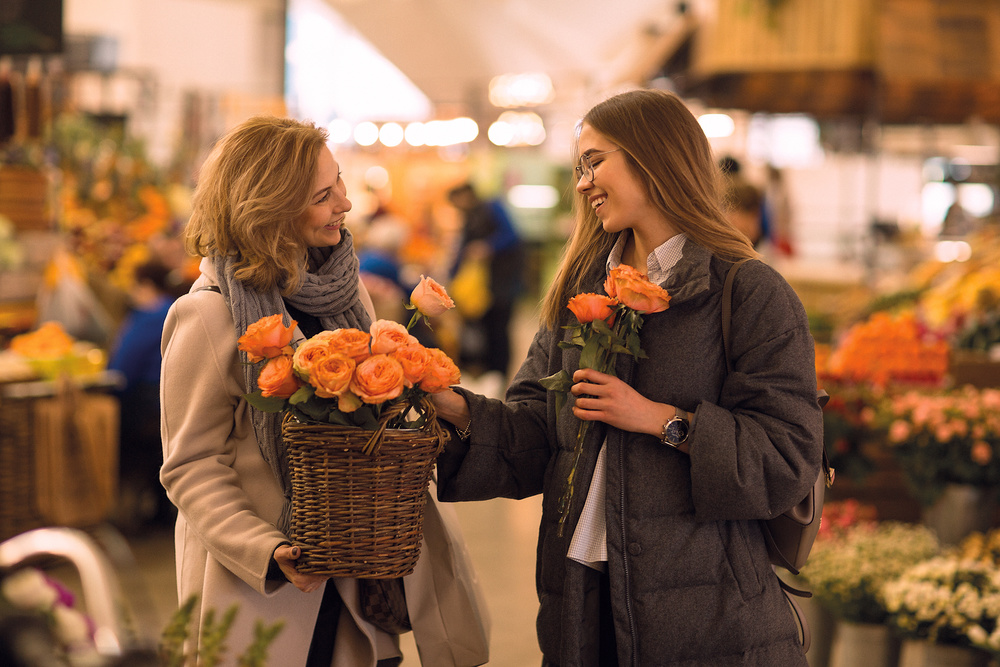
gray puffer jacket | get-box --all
[437,240,823,666]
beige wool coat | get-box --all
[160,258,401,666]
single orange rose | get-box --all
[604,265,671,314]
[309,354,356,399]
[323,328,372,362]
[393,344,432,387]
[350,354,406,404]
[370,319,418,355]
[419,348,461,393]
[238,314,297,362]
[603,264,647,299]
[567,293,617,324]
[256,355,302,399]
[410,275,455,317]
[292,335,335,378]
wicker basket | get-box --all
[283,401,448,578]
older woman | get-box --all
[161,116,470,666]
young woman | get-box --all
[161,116,407,665]
[432,89,824,666]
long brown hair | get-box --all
[184,116,328,294]
[541,89,757,329]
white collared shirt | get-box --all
[567,231,686,571]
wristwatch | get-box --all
[661,408,691,448]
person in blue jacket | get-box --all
[108,259,178,530]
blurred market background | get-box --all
[2,0,1000,665]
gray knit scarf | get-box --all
[214,229,372,533]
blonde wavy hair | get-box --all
[184,116,328,294]
[541,89,757,329]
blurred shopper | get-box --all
[432,89,823,665]
[160,116,483,666]
[447,182,524,385]
[107,258,177,531]
[719,155,765,248]
[763,163,796,256]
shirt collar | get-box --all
[607,231,687,284]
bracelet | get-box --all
[455,417,472,441]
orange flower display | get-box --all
[823,311,949,387]
[10,321,75,360]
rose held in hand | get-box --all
[541,264,671,535]
[567,293,617,324]
[604,264,671,314]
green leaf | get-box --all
[288,385,314,405]
[297,397,330,421]
[539,369,572,393]
[579,335,602,369]
[326,410,352,426]
[553,389,568,417]
[592,318,613,335]
[244,391,286,413]
[354,406,379,430]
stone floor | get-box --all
[113,495,544,667]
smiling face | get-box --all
[574,123,672,239]
[299,145,350,248]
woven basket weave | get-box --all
[283,400,447,578]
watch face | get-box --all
[665,418,689,445]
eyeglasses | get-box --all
[574,149,620,183]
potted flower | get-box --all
[800,520,940,625]
[880,553,999,666]
[817,381,882,483]
[877,385,1000,544]
[797,520,939,667]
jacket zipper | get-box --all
[618,437,638,666]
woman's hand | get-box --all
[571,368,674,438]
[430,388,471,431]
[273,544,328,593]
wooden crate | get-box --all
[0,166,53,232]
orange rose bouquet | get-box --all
[540,264,671,533]
[239,276,459,448]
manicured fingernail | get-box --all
[291,547,300,557]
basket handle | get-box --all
[362,397,448,456]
